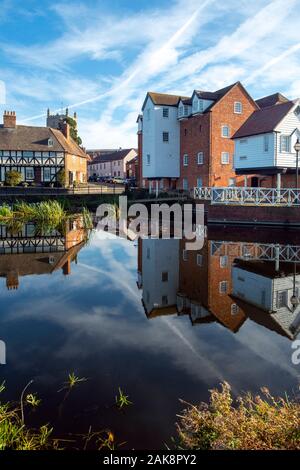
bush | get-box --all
[5,170,23,187]
[177,382,300,450]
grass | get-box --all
[115,387,132,409]
[176,382,300,450]
[0,200,67,228]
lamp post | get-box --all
[290,262,300,312]
[294,139,300,189]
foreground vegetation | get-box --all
[177,382,300,450]
[1,379,299,450]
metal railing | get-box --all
[0,184,125,197]
[194,186,300,206]
[211,241,300,263]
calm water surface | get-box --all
[0,222,299,449]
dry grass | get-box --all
[177,382,300,450]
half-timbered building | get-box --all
[0,111,88,186]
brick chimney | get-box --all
[3,111,16,128]
[61,121,70,140]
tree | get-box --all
[5,170,23,187]
[57,169,66,188]
[64,117,82,146]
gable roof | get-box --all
[90,148,137,164]
[142,92,190,110]
[232,101,295,139]
[255,92,289,109]
[0,125,87,158]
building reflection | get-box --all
[0,218,88,290]
[137,228,300,340]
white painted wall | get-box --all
[142,239,179,314]
[142,96,180,178]
[232,266,273,311]
[234,101,300,171]
[234,133,275,170]
[275,104,300,167]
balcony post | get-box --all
[276,173,281,204]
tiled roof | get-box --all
[90,148,137,164]
[255,92,289,109]
[232,101,295,139]
[0,125,87,158]
[145,92,190,108]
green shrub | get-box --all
[5,170,23,187]
[177,382,300,450]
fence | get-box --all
[194,186,300,206]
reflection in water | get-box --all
[0,218,88,290]
[0,222,299,448]
[138,231,300,341]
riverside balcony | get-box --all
[194,186,300,206]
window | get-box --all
[162,272,168,282]
[146,247,150,259]
[183,154,188,166]
[221,152,230,164]
[231,304,239,315]
[219,281,228,294]
[48,138,54,147]
[240,155,247,160]
[162,296,168,306]
[276,290,287,309]
[192,98,198,112]
[163,107,169,118]
[197,177,202,188]
[280,135,290,152]
[183,250,188,261]
[25,167,34,180]
[197,254,203,266]
[229,177,236,186]
[178,105,183,118]
[197,152,204,165]
[184,105,189,115]
[163,132,169,142]
[220,255,228,268]
[221,125,230,138]
[240,138,248,144]
[118,171,120,176]
[264,135,269,152]
[43,167,51,182]
[184,128,187,136]
[234,101,242,114]
[146,154,151,165]
[183,178,188,190]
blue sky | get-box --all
[0,0,300,148]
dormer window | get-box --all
[294,105,300,117]
[48,138,54,147]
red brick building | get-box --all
[178,82,258,189]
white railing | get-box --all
[211,241,300,263]
[194,186,300,206]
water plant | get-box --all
[115,387,132,409]
[176,382,300,450]
[26,393,42,408]
[58,372,88,393]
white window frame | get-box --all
[162,107,169,118]
[220,255,228,268]
[183,154,188,166]
[264,135,269,152]
[234,101,242,114]
[182,178,188,190]
[280,135,291,153]
[163,132,169,142]
[221,152,230,164]
[196,177,202,188]
[197,152,204,165]
[219,281,228,294]
[221,125,230,138]
[25,167,34,181]
[231,304,239,315]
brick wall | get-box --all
[210,84,257,187]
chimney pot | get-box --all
[3,110,16,128]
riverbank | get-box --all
[1,382,299,450]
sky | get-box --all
[0,0,300,149]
